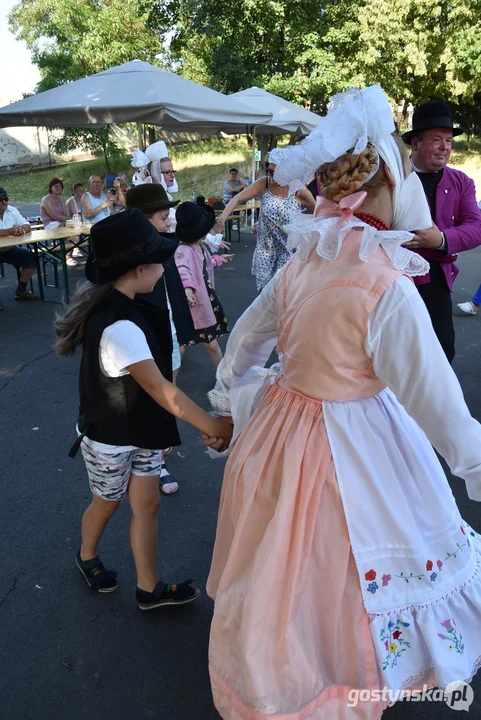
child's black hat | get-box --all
[85,208,178,284]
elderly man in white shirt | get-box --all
[81,176,113,224]
[0,187,39,309]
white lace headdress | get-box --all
[269,85,432,277]
[270,86,394,194]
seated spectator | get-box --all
[116,171,129,186]
[222,168,247,205]
[40,178,69,227]
[66,183,84,219]
[65,182,85,267]
[110,177,127,213]
[81,175,112,224]
[0,187,40,308]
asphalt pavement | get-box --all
[1,225,481,720]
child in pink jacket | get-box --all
[175,202,232,367]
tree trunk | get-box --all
[268,134,277,151]
[148,126,156,145]
[258,135,270,163]
[466,133,471,151]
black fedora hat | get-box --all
[85,208,178,284]
[125,183,179,212]
[402,100,464,145]
[175,201,216,243]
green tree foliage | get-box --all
[166,0,481,112]
[9,0,165,90]
[8,0,167,166]
[9,0,481,142]
[49,127,126,173]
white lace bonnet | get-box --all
[269,85,431,277]
[131,149,150,169]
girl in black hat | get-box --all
[174,202,233,370]
[54,209,232,610]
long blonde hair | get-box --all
[55,281,114,357]
[318,134,407,202]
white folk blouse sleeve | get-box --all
[208,272,280,417]
[366,275,481,501]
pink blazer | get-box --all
[414,166,481,290]
[175,243,222,329]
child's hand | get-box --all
[185,288,197,307]
[221,254,234,264]
[219,239,231,250]
[201,417,234,451]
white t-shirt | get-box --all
[80,320,154,452]
[0,206,28,252]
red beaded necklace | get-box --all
[354,212,389,232]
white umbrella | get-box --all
[230,87,321,135]
[229,87,321,183]
[0,61,272,132]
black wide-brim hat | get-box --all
[125,183,179,212]
[85,208,178,284]
[175,201,216,243]
[402,100,464,145]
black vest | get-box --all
[416,167,444,220]
[72,289,181,455]
[143,252,195,347]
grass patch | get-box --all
[0,137,253,204]
[4,132,481,204]
[451,136,481,168]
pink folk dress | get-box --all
[206,228,481,719]
[175,242,229,344]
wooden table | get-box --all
[0,225,91,303]
[215,201,261,242]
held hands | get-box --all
[201,416,234,453]
[185,287,197,308]
[402,224,444,250]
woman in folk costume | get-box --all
[147,140,228,253]
[131,149,153,186]
[203,85,481,720]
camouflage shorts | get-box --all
[81,438,162,501]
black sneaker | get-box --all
[76,550,118,593]
[136,579,200,611]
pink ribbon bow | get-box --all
[313,191,367,228]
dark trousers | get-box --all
[417,261,455,364]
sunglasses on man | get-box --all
[162,169,177,176]
[0,195,9,202]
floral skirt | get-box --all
[189,279,229,346]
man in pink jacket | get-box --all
[402,100,481,362]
